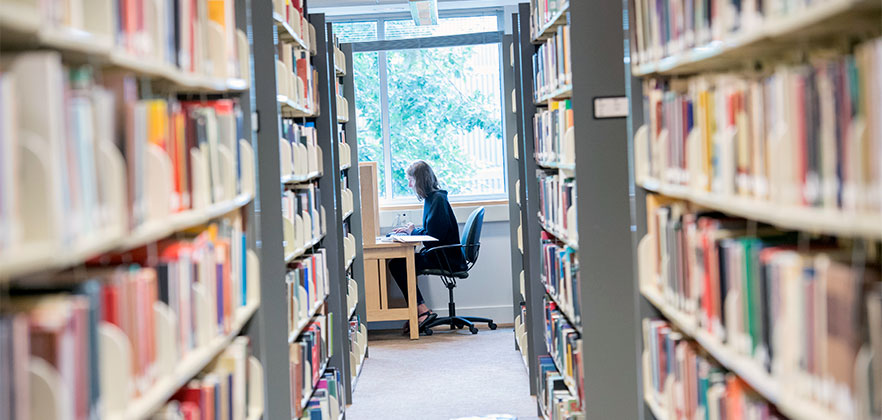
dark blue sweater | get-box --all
[411,190,466,270]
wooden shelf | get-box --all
[539,219,578,250]
[0,193,253,281]
[639,179,882,238]
[288,296,327,343]
[631,0,880,76]
[0,12,248,93]
[641,287,846,420]
[536,160,576,171]
[109,302,259,420]
[532,3,570,44]
[272,12,310,51]
[282,171,322,185]
[534,84,573,105]
[278,95,316,117]
[285,233,326,263]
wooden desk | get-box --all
[363,241,420,339]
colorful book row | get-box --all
[289,315,332,418]
[154,337,264,420]
[640,194,882,419]
[0,0,249,84]
[634,37,882,219]
[532,25,572,102]
[540,235,580,325]
[537,171,577,246]
[533,100,575,166]
[643,319,783,420]
[0,52,256,278]
[0,222,260,419]
[287,250,330,341]
[280,121,322,183]
[544,298,583,410]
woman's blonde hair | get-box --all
[405,160,440,200]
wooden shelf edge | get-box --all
[638,179,882,238]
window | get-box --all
[333,13,506,204]
[384,15,498,40]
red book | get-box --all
[173,384,203,416]
[180,402,201,420]
[102,283,120,327]
[201,381,216,420]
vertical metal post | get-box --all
[342,42,370,363]
[310,14,353,406]
[250,0,292,417]
[501,33,525,348]
[566,0,642,417]
[513,5,546,398]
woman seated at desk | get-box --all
[389,160,466,334]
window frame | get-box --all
[331,10,510,207]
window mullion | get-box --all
[378,19,394,201]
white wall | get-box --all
[369,205,514,330]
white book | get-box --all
[7,52,67,244]
[0,73,19,250]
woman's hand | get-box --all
[392,223,415,234]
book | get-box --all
[636,38,881,216]
[643,198,882,417]
[643,318,783,419]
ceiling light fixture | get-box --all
[409,0,439,26]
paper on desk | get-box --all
[377,235,438,243]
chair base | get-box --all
[424,315,497,335]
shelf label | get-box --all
[593,96,629,119]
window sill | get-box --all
[378,199,510,227]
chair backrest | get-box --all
[460,207,485,264]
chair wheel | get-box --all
[488,322,497,330]
[456,324,464,329]
[469,326,478,334]
[423,328,433,336]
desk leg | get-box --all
[406,253,418,340]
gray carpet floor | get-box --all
[345,327,540,420]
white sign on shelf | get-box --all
[593,96,629,119]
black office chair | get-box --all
[419,207,497,335]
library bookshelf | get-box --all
[510,1,640,419]
[0,0,267,418]
[250,3,364,418]
[624,0,882,417]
